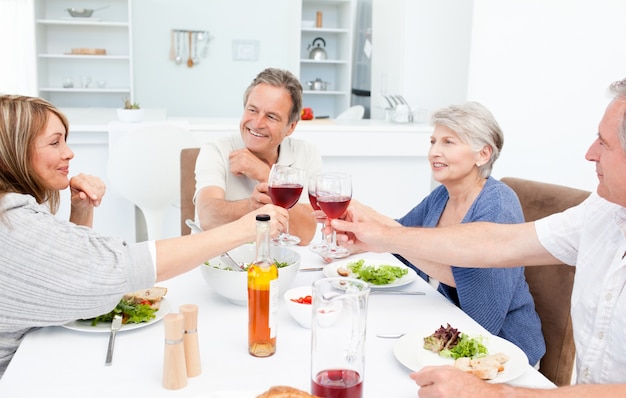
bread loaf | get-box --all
[256,386,320,398]
[454,353,509,380]
[123,287,168,305]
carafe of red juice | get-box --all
[310,277,370,398]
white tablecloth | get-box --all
[0,248,555,397]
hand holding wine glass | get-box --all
[267,164,304,246]
[315,172,352,259]
[308,174,328,255]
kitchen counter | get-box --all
[58,108,434,242]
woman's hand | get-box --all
[69,173,106,227]
[246,203,289,239]
[70,173,106,208]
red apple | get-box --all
[301,107,314,120]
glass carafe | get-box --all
[310,278,370,398]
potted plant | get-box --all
[117,97,144,123]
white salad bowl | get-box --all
[200,243,301,305]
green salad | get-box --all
[204,259,289,271]
[346,259,409,285]
[439,333,489,359]
[84,299,157,326]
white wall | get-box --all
[467,0,626,191]
[370,0,473,119]
[131,0,301,117]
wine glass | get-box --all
[315,173,352,259]
[267,164,305,245]
[308,174,328,254]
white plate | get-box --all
[393,329,528,383]
[322,259,417,289]
[62,299,170,333]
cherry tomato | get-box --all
[290,296,312,304]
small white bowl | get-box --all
[284,285,313,328]
[116,108,144,123]
[200,243,301,306]
[301,20,314,28]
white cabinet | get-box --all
[299,0,355,118]
[34,0,133,108]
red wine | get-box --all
[317,196,351,219]
[308,192,321,211]
[268,184,303,209]
[311,369,362,398]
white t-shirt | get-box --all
[194,134,322,205]
[535,193,626,384]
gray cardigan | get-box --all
[0,193,155,378]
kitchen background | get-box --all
[2,0,626,196]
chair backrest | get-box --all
[107,122,195,240]
[180,147,200,235]
[335,105,365,120]
[501,177,590,386]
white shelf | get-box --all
[38,54,130,60]
[34,0,133,108]
[299,0,356,118]
[37,19,129,27]
[40,88,131,93]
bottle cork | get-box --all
[179,304,201,377]
[316,11,323,28]
[162,313,187,390]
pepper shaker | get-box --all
[180,304,201,377]
[162,313,187,390]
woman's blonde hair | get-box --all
[0,95,69,213]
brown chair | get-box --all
[180,147,200,236]
[501,177,590,386]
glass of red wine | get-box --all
[308,174,328,255]
[315,172,351,259]
[267,164,304,246]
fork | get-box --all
[105,314,122,366]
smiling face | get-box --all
[585,98,626,207]
[428,125,488,186]
[239,83,297,163]
[31,112,74,191]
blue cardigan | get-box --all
[395,177,545,365]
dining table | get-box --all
[0,246,555,397]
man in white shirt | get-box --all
[331,78,626,396]
[194,68,322,245]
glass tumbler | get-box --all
[310,277,370,398]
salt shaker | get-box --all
[179,304,201,377]
[162,313,187,390]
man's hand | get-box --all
[249,182,273,211]
[410,366,503,398]
[229,148,270,182]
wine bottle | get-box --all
[247,214,279,357]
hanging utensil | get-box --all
[192,32,200,65]
[174,31,183,65]
[187,32,194,68]
[169,30,176,61]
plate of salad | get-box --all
[62,298,170,333]
[393,324,528,383]
[323,259,417,289]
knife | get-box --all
[370,290,425,295]
[105,314,122,366]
